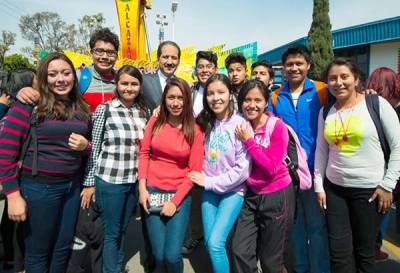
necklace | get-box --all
[334,108,354,146]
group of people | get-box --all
[0,27,399,273]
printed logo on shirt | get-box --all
[207,130,230,163]
[254,135,270,148]
[324,115,363,156]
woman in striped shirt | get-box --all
[0,52,91,273]
[83,65,149,273]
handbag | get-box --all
[148,192,174,213]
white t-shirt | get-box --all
[291,91,301,108]
[157,70,169,92]
[314,96,400,192]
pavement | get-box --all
[0,201,399,273]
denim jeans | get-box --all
[145,187,191,273]
[201,190,244,273]
[20,177,80,273]
[292,187,330,273]
[95,176,137,273]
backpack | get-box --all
[78,67,92,94]
[265,116,312,191]
[322,94,390,165]
[270,80,328,110]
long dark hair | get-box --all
[4,68,36,98]
[114,65,150,119]
[323,57,363,92]
[152,77,195,145]
[36,52,90,121]
[197,73,234,139]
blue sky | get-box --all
[1,0,400,55]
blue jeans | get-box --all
[95,177,137,273]
[20,177,80,273]
[292,188,330,273]
[201,190,244,273]
[145,187,191,273]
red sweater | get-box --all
[138,116,204,207]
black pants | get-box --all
[1,199,25,272]
[183,186,204,243]
[66,202,103,273]
[325,179,383,273]
[232,183,295,273]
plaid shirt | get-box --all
[83,99,147,186]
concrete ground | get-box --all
[0,200,399,273]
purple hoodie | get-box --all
[203,112,250,196]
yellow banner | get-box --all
[115,0,141,60]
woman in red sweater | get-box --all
[138,77,204,273]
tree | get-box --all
[19,12,107,55]
[307,0,334,80]
[19,12,70,52]
[65,13,106,54]
[0,31,16,69]
[3,53,35,72]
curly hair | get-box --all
[89,28,119,51]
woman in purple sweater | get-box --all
[189,74,250,273]
[0,52,91,273]
[231,80,296,273]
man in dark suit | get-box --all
[142,41,181,111]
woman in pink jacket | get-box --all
[232,79,295,273]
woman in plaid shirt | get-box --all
[83,65,149,273]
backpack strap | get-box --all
[270,88,282,112]
[18,108,38,176]
[314,80,328,107]
[365,94,390,164]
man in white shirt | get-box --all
[192,51,218,116]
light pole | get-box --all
[155,14,168,45]
[171,1,178,41]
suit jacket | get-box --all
[142,72,163,112]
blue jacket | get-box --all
[268,77,328,171]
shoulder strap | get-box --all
[314,81,328,107]
[270,88,282,111]
[18,108,38,176]
[265,116,279,137]
[100,103,109,144]
[365,94,390,164]
[322,99,335,120]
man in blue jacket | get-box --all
[268,45,330,273]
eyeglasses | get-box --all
[196,64,215,71]
[92,48,117,57]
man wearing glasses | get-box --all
[80,28,119,112]
[15,28,119,114]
